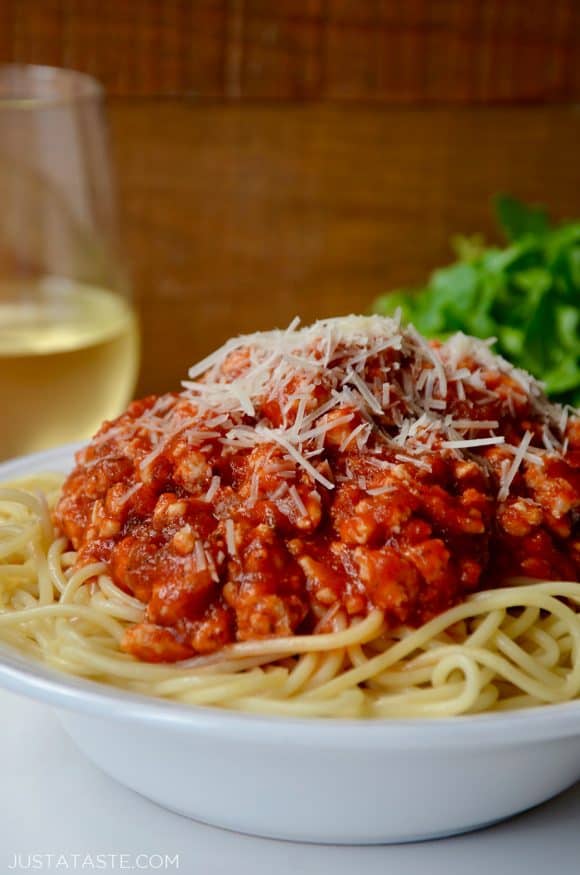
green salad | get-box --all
[373,196,580,406]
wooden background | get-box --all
[1,0,579,395]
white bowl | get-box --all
[1,445,579,844]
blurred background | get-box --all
[0,0,579,401]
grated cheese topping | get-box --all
[497,431,533,502]
[89,315,576,504]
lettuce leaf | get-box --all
[373,196,580,406]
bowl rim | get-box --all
[1,443,580,749]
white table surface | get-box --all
[1,687,579,873]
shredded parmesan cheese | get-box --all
[225,519,237,557]
[442,436,505,450]
[288,485,307,518]
[498,431,533,502]
[91,316,572,513]
[205,476,221,502]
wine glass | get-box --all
[0,64,139,460]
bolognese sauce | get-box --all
[54,316,579,663]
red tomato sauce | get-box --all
[54,334,580,663]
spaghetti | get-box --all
[0,315,578,718]
[0,477,579,717]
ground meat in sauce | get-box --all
[53,320,580,662]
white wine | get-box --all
[0,278,139,459]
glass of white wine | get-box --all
[0,64,139,460]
